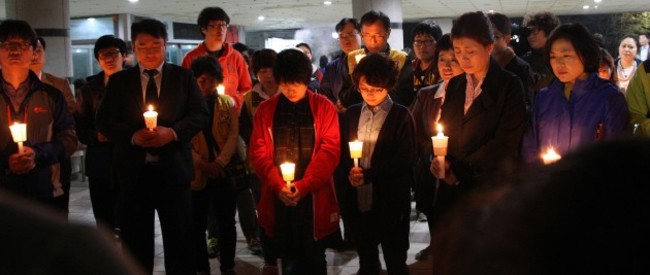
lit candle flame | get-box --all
[148,105,153,112]
[541,147,562,165]
[436,123,444,137]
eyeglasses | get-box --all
[359,86,386,94]
[338,32,358,40]
[361,33,386,41]
[413,39,435,47]
[207,23,229,30]
[98,49,121,59]
[0,41,32,51]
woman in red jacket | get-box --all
[249,48,341,275]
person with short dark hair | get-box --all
[29,36,79,218]
[296,42,322,92]
[95,18,209,274]
[598,47,617,83]
[522,11,561,95]
[320,17,361,111]
[411,20,443,96]
[342,53,417,274]
[410,33,465,262]
[188,55,240,275]
[0,20,78,211]
[347,10,415,107]
[249,48,341,275]
[522,23,629,164]
[638,32,649,61]
[431,11,526,228]
[75,34,127,231]
[488,12,535,111]
[182,6,252,111]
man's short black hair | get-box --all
[273,49,312,85]
[197,7,230,34]
[190,55,224,83]
[36,37,46,50]
[523,12,561,37]
[131,19,168,42]
[360,10,390,30]
[0,20,37,48]
[411,20,442,42]
[335,18,359,32]
[252,49,277,75]
[93,35,127,60]
[487,12,513,35]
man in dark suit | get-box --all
[95,19,209,274]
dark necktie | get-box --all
[144,69,159,108]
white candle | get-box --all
[143,105,158,131]
[355,53,366,64]
[217,84,225,95]
[280,162,295,183]
[541,147,562,165]
[9,122,27,153]
[431,123,449,178]
[349,140,363,168]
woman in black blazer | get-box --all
[342,53,417,275]
[431,11,526,216]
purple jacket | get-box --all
[522,74,629,163]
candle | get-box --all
[280,162,296,193]
[143,105,158,131]
[217,84,225,95]
[349,140,363,168]
[431,123,449,178]
[9,122,27,153]
[541,147,562,165]
[355,53,366,64]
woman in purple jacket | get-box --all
[522,23,629,164]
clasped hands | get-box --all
[277,182,301,206]
[9,146,36,175]
[196,159,224,179]
[133,126,175,148]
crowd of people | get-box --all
[1,5,650,275]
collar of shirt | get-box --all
[1,75,33,112]
[361,95,393,115]
[464,74,484,114]
[139,63,164,102]
[434,82,447,100]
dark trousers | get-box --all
[259,227,327,275]
[88,176,117,229]
[118,165,194,274]
[52,158,71,218]
[192,177,236,273]
[353,208,410,275]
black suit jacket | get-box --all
[439,59,526,189]
[95,63,209,187]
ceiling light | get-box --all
[87,17,96,22]
[324,1,332,5]
[258,15,265,21]
[488,10,494,13]
[128,0,138,3]
[594,0,602,3]
[583,5,590,9]
[595,5,599,8]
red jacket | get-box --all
[182,42,252,110]
[250,91,341,240]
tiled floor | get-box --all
[68,178,433,275]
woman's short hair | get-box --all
[544,23,601,73]
[434,34,454,65]
[619,34,640,50]
[351,53,398,91]
[273,49,312,85]
[190,56,224,83]
[600,48,617,83]
[523,12,561,37]
[451,11,495,46]
[252,49,277,75]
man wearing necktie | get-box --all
[96,19,209,274]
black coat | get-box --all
[340,102,417,216]
[95,63,209,187]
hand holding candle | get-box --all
[280,162,296,192]
[541,147,561,165]
[9,122,27,153]
[431,123,449,179]
[143,105,158,131]
[217,84,225,95]
[349,140,363,168]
